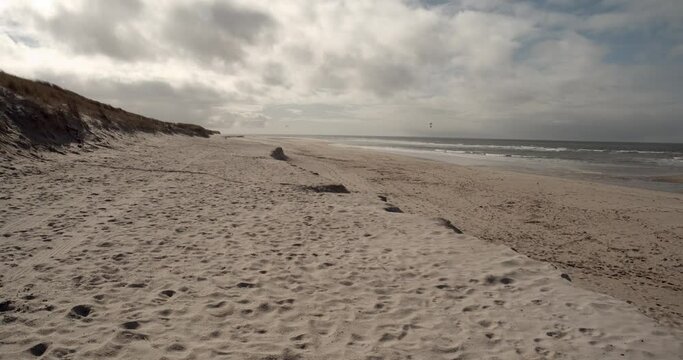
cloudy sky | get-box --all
[1,0,682,141]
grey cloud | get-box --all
[494,111,683,143]
[263,103,356,121]
[94,82,225,127]
[225,113,268,128]
[309,55,352,93]
[283,44,315,65]
[36,0,150,60]
[397,104,683,143]
[359,62,417,96]
[35,71,227,127]
[164,1,275,65]
[262,62,289,87]
[310,54,416,97]
[5,32,39,48]
[40,76,274,132]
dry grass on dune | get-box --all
[0,71,217,152]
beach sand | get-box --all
[269,137,683,329]
[0,135,681,359]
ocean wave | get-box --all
[347,139,571,152]
[447,144,569,152]
[576,148,608,152]
[614,150,673,154]
[339,138,682,157]
[343,145,515,159]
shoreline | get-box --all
[1,134,681,358]
[333,142,683,193]
[279,135,683,194]
[263,136,683,328]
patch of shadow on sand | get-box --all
[28,343,48,356]
[302,184,350,194]
[68,305,92,318]
[0,300,15,312]
[437,218,463,234]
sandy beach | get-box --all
[1,135,681,359]
[272,137,683,328]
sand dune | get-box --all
[0,71,217,158]
[0,135,681,359]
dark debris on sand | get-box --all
[271,147,289,161]
[303,184,350,194]
[0,300,15,312]
[437,218,463,234]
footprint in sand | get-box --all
[28,343,48,357]
[69,305,92,318]
[116,330,149,343]
[484,275,514,285]
[121,321,140,330]
[166,343,186,352]
[462,305,479,312]
[291,333,310,349]
[236,282,256,288]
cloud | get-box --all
[34,0,151,60]
[0,0,681,141]
[34,71,229,127]
[163,1,275,66]
[358,62,416,96]
[261,62,289,87]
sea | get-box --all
[311,136,683,193]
